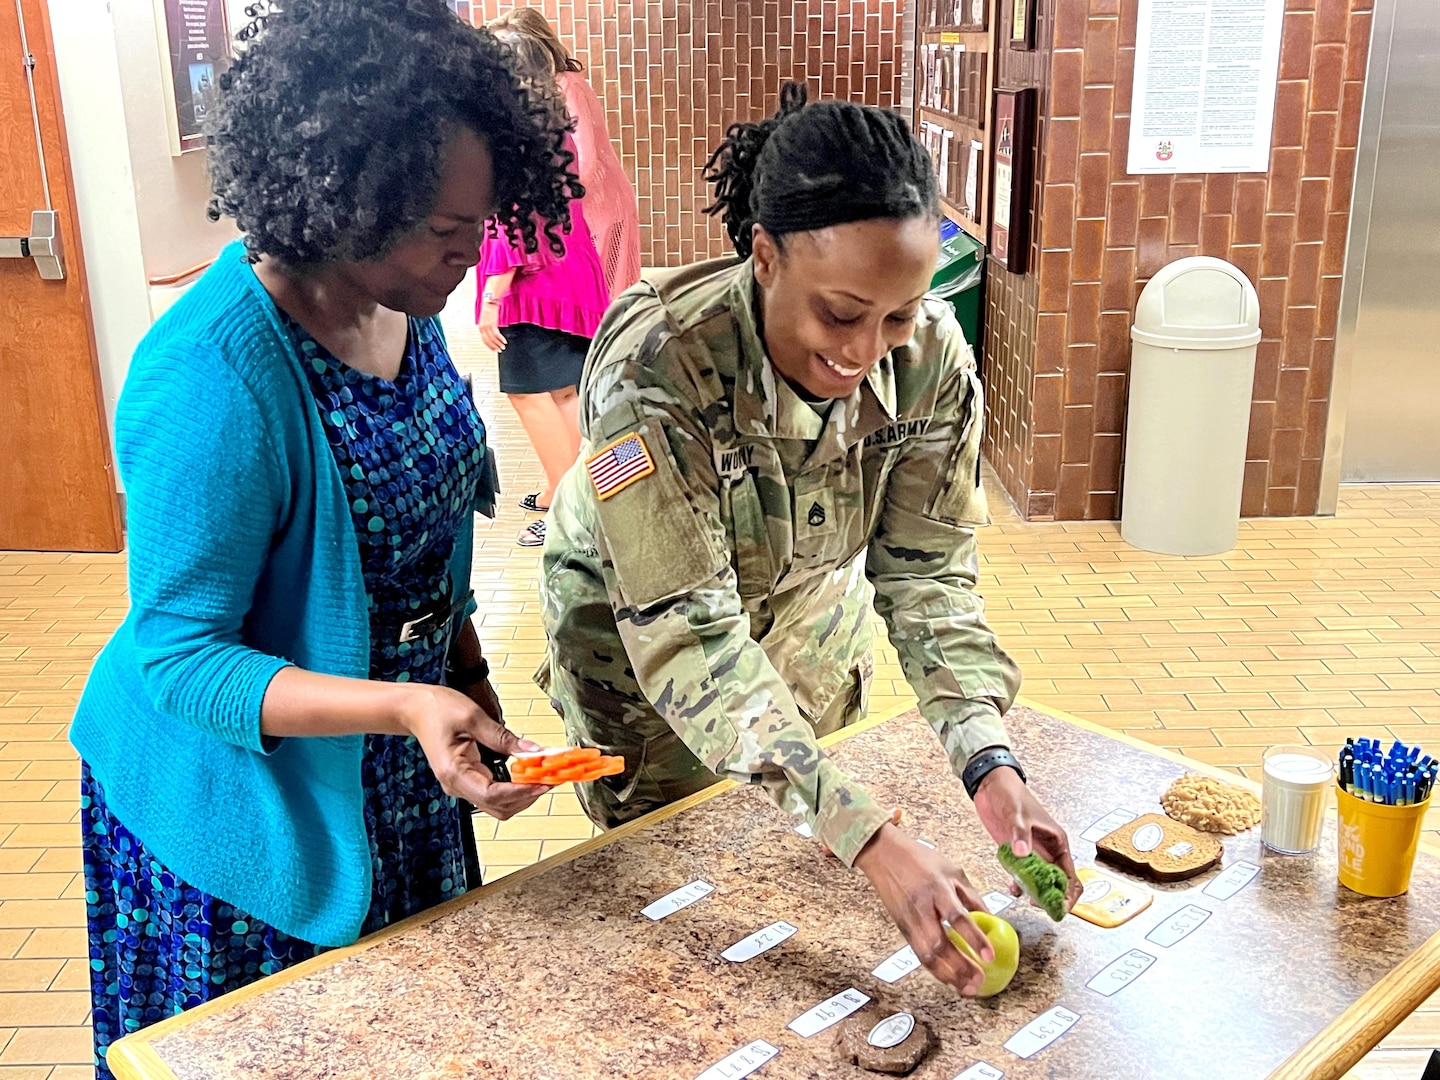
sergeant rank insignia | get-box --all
[587,432,656,500]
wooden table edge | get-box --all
[106,698,1440,1080]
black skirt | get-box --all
[497,322,590,394]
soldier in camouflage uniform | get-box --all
[536,84,1078,995]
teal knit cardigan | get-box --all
[70,241,493,946]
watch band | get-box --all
[446,655,491,687]
[962,746,1027,799]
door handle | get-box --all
[0,209,65,280]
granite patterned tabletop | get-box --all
[111,705,1440,1080]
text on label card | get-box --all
[867,1012,916,1049]
[1085,949,1157,998]
[788,988,871,1038]
[1131,823,1164,852]
[694,1040,780,1080]
[641,880,715,921]
[953,1064,1005,1080]
[1080,808,1138,843]
[1145,904,1212,948]
[872,945,921,984]
[983,891,1016,914]
[1003,1006,1082,1060]
[722,921,799,963]
[1202,861,1260,901]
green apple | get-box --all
[945,911,1021,997]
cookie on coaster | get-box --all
[1095,813,1222,882]
[835,1012,933,1075]
[1161,773,1261,834]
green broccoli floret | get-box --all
[997,844,1070,922]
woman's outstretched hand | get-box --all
[398,683,550,819]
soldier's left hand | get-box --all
[972,768,1082,913]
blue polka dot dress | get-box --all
[81,315,492,1078]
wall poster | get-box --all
[154,0,231,156]
[1126,0,1285,174]
[989,87,1035,274]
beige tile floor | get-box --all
[1,283,1438,1076]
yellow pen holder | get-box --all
[1335,783,1431,898]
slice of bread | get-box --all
[1095,813,1223,882]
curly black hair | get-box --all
[704,82,938,258]
[498,32,573,137]
[208,0,579,268]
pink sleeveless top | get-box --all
[559,71,642,298]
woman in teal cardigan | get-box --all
[68,2,578,1074]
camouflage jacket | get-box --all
[541,257,1021,865]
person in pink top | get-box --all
[488,7,642,298]
[477,32,610,548]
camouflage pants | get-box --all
[538,642,871,831]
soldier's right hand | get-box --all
[853,822,993,996]
[397,683,552,820]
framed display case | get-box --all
[989,86,1037,272]
[911,0,1000,244]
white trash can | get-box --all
[1121,257,1262,556]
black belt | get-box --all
[395,589,474,645]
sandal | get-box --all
[518,493,550,513]
[517,520,546,548]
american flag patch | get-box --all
[586,432,656,500]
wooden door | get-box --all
[0,0,123,552]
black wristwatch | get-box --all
[962,746,1027,799]
[446,655,491,688]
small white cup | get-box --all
[1261,745,1332,855]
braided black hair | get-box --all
[209,0,578,269]
[704,83,939,259]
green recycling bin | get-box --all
[931,218,985,359]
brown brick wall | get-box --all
[984,0,1372,519]
[472,1,905,267]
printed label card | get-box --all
[641,880,715,921]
